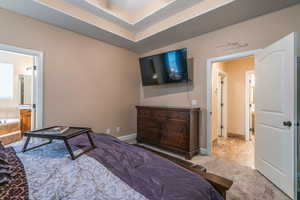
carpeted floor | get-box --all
[130,141,291,200]
[191,155,290,200]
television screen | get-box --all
[139,48,189,86]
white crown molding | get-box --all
[83,0,177,26]
[131,0,177,25]
[32,0,236,41]
[64,0,202,32]
[38,0,135,40]
[134,0,235,41]
[0,0,299,53]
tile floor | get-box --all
[212,136,255,168]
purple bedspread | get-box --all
[70,133,223,200]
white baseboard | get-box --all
[200,148,209,155]
[118,133,137,141]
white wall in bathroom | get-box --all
[0,50,33,119]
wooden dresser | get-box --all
[136,105,200,159]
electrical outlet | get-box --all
[116,127,120,133]
[191,100,198,105]
[105,128,111,134]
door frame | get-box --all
[295,54,300,199]
[216,70,228,138]
[206,49,259,155]
[0,43,44,130]
[245,70,255,141]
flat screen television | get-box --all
[139,48,189,86]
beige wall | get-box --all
[0,50,33,119]
[140,4,300,148]
[224,56,254,136]
[0,8,140,137]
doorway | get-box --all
[0,44,43,145]
[206,33,297,199]
[210,56,255,168]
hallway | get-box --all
[212,136,255,168]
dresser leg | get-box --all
[185,152,193,160]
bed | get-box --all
[0,133,232,200]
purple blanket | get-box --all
[70,133,223,200]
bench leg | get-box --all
[64,133,96,160]
[22,136,31,152]
[87,132,95,148]
[64,139,75,160]
[22,137,52,152]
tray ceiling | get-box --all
[62,0,203,31]
[108,0,162,13]
[0,0,299,53]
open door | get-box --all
[255,33,297,198]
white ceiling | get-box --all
[108,0,159,13]
[63,0,201,30]
[0,0,299,53]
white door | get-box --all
[255,33,297,198]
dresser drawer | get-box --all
[138,108,152,118]
[136,105,200,160]
[142,118,161,129]
[160,120,188,150]
[140,127,161,143]
[152,110,188,121]
[167,111,188,120]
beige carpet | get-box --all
[191,155,290,200]
[208,136,290,199]
[130,141,291,200]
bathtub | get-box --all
[0,118,20,125]
[0,118,20,134]
[0,118,21,145]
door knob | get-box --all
[283,121,292,127]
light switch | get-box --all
[191,100,198,105]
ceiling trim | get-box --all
[38,0,134,40]
[63,0,204,33]
[0,0,135,49]
[0,0,299,53]
[36,0,234,41]
[134,0,235,41]
[82,0,177,25]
